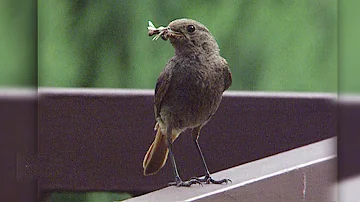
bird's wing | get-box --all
[222,58,232,91]
[154,69,172,119]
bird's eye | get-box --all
[187,25,195,33]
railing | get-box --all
[1,88,357,201]
[125,137,337,201]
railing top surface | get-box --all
[124,137,336,202]
[0,87,339,99]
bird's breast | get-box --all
[160,60,224,129]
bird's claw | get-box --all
[168,178,203,187]
[191,175,231,184]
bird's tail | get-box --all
[143,123,178,175]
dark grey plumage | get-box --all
[143,18,232,186]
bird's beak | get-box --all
[162,27,182,39]
[166,28,182,36]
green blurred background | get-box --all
[36,0,338,92]
[1,0,340,92]
[0,0,347,201]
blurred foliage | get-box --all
[0,0,36,86]
[36,0,339,92]
[339,0,360,93]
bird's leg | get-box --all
[166,127,202,187]
[191,126,231,184]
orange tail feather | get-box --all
[143,125,179,175]
[143,128,169,175]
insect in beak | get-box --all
[148,21,168,41]
[148,20,182,41]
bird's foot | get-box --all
[168,176,202,187]
[192,174,231,184]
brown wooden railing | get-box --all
[1,88,358,201]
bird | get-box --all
[143,18,232,187]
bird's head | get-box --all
[162,19,220,55]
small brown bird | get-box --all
[143,19,232,187]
